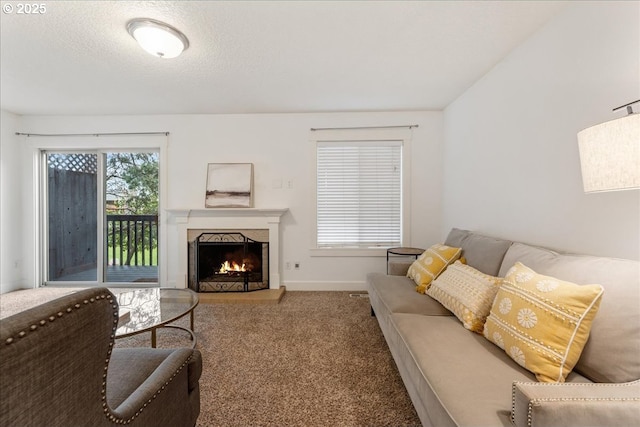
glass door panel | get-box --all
[105,152,159,283]
[47,153,98,281]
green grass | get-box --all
[107,247,158,266]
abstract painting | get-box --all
[205,163,253,208]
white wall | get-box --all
[0,110,27,293]
[18,111,443,290]
[442,1,640,260]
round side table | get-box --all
[386,247,424,274]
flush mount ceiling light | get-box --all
[127,18,189,59]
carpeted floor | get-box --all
[0,287,79,319]
[116,291,421,427]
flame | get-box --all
[219,260,246,273]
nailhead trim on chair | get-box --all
[3,290,195,425]
[511,381,640,427]
[100,300,194,425]
[102,354,193,424]
[523,397,640,427]
[3,292,111,345]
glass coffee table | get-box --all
[115,288,199,348]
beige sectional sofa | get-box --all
[367,228,640,427]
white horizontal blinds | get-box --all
[317,140,402,248]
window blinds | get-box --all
[316,141,402,248]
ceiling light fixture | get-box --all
[127,18,189,59]
[577,100,640,193]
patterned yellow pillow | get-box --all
[483,262,604,382]
[427,261,502,333]
[407,244,462,293]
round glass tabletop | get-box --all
[115,288,199,339]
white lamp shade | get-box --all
[127,19,189,59]
[577,113,640,193]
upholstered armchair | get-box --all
[0,288,202,427]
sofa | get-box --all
[0,287,202,427]
[367,228,640,427]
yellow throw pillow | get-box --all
[427,261,502,333]
[483,262,604,382]
[407,244,462,293]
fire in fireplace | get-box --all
[188,232,269,292]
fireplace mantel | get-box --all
[167,208,288,290]
[167,208,288,222]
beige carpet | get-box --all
[0,287,142,320]
[116,291,421,427]
[0,287,79,319]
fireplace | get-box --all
[168,208,287,290]
[188,232,269,292]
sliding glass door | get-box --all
[45,150,159,285]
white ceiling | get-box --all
[0,1,569,116]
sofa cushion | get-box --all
[426,261,502,333]
[407,244,462,293]
[499,242,640,383]
[367,273,452,316]
[444,228,512,276]
[367,272,453,357]
[485,262,604,383]
[388,313,592,427]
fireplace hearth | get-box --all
[188,232,269,292]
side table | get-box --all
[386,247,424,274]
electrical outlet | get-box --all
[285,261,291,270]
[294,262,300,270]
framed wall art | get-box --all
[205,163,253,208]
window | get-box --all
[312,128,411,254]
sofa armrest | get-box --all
[388,261,412,276]
[511,380,640,427]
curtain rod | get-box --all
[15,131,170,137]
[310,124,418,131]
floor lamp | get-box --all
[577,100,640,193]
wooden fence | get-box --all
[48,168,98,280]
[48,167,158,280]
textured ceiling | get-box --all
[0,1,568,115]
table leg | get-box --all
[151,328,157,348]
[190,310,195,336]
[386,250,390,274]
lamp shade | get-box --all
[577,113,640,193]
[127,19,189,59]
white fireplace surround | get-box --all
[167,208,288,290]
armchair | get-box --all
[0,288,202,427]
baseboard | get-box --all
[282,281,367,291]
[1,280,30,294]
[197,287,286,304]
